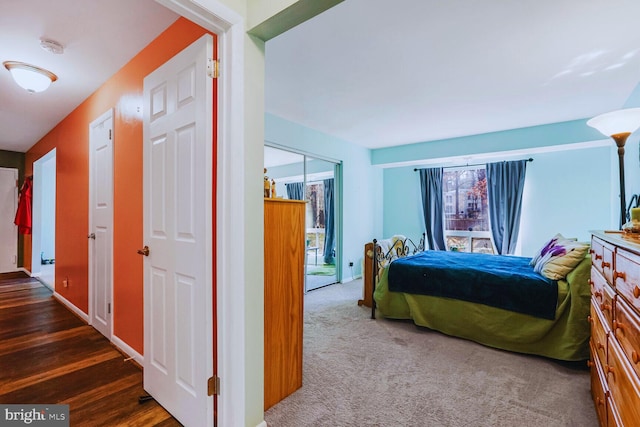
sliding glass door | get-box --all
[264,146,340,292]
[304,157,338,291]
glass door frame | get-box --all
[264,142,343,289]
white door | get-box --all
[89,109,114,339]
[0,168,18,273]
[143,34,213,427]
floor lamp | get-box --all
[587,108,640,229]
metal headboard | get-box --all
[371,233,425,319]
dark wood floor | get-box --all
[0,271,181,427]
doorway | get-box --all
[264,145,341,291]
[31,149,56,289]
[0,167,18,273]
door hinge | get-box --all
[208,375,220,396]
[109,129,112,140]
[108,303,111,314]
[207,58,219,79]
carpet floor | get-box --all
[264,279,598,427]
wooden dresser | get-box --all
[264,199,305,410]
[589,231,640,426]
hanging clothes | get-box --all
[15,176,33,235]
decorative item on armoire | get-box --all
[622,202,640,240]
[263,167,270,198]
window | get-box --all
[442,167,494,253]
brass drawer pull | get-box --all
[588,279,595,287]
[634,286,640,299]
[593,291,603,301]
[602,261,611,269]
[595,254,603,260]
[633,351,639,364]
[600,303,611,313]
[613,320,626,335]
[614,271,626,280]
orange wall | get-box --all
[25,17,215,354]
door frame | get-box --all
[88,108,114,340]
[156,1,247,425]
[0,167,18,273]
[31,148,56,289]
[264,143,344,291]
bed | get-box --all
[365,234,592,362]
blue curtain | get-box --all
[419,168,446,250]
[285,182,304,200]
[486,160,528,255]
[323,178,335,264]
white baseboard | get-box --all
[256,421,267,427]
[19,267,31,275]
[52,292,89,323]
[111,335,144,366]
[51,292,143,366]
[341,273,362,283]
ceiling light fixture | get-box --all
[588,107,640,228]
[3,61,58,93]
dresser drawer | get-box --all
[590,300,609,368]
[590,267,607,306]
[614,248,640,313]
[589,341,608,427]
[613,296,640,381]
[592,237,615,284]
[606,337,640,426]
[598,284,615,329]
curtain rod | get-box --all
[413,157,533,172]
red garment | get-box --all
[14,176,33,235]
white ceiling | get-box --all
[0,0,178,153]
[3,1,640,155]
[266,0,640,149]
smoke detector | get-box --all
[40,39,64,55]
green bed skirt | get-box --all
[373,255,592,361]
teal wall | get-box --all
[382,167,424,243]
[518,147,613,255]
[382,144,614,257]
[267,111,634,263]
[371,119,604,166]
[376,119,618,256]
[265,113,382,280]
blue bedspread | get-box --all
[387,250,558,320]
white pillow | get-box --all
[533,239,590,280]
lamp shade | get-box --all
[587,108,640,137]
[3,61,57,93]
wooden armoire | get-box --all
[264,198,305,410]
